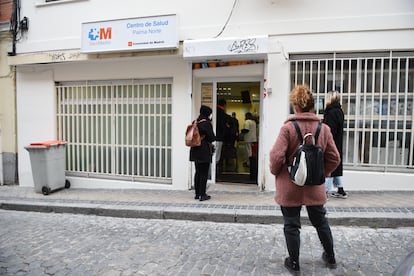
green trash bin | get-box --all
[25,140,70,195]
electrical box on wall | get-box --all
[20,16,29,31]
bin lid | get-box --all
[28,140,66,147]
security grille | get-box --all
[56,79,172,182]
[290,52,414,172]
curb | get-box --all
[1,200,413,228]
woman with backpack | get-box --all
[269,84,340,274]
[189,105,216,201]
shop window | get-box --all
[290,52,414,172]
[56,79,172,183]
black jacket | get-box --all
[189,116,216,163]
[323,102,344,176]
[216,107,232,142]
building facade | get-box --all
[0,0,17,185]
[9,0,414,191]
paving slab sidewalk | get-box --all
[0,184,413,228]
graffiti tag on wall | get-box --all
[228,38,258,54]
[48,52,81,62]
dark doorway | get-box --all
[215,82,260,184]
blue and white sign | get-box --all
[81,14,178,53]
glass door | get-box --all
[195,77,263,188]
[215,81,261,184]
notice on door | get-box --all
[201,83,213,108]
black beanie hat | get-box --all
[200,105,212,117]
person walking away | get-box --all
[323,91,348,198]
[241,112,257,167]
[269,84,340,274]
[189,105,216,201]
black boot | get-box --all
[284,257,300,275]
[199,194,211,201]
[322,252,337,269]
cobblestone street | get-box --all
[0,209,412,275]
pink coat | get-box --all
[269,112,340,207]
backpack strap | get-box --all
[292,120,322,144]
[314,122,322,144]
[193,118,207,126]
[197,119,207,140]
[292,121,303,144]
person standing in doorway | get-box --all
[189,105,216,201]
[231,112,240,143]
[221,111,239,172]
[215,99,232,166]
[242,112,257,167]
[324,91,348,198]
[269,84,340,274]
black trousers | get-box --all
[194,162,210,197]
[281,205,335,262]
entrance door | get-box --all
[192,62,265,189]
[215,81,261,185]
[196,80,262,185]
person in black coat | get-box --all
[189,105,216,201]
[215,99,232,165]
[323,91,348,198]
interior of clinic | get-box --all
[207,81,261,185]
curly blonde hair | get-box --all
[289,84,315,112]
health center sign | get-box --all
[81,14,178,53]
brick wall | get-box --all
[0,0,13,23]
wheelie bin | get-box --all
[25,140,70,195]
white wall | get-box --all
[18,0,414,53]
[261,52,291,191]
[17,56,192,190]
[17,69,56,187]
[276,30,414,55]
[344,171,414,191]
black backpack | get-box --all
[289,121,325,186]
